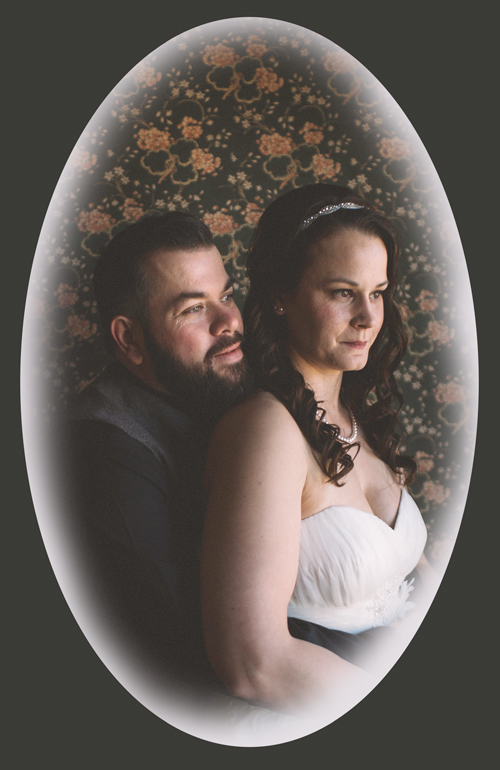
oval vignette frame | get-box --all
[21,17,478,747]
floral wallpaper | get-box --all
[24,18,477,567]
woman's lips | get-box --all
[342,341,368,349]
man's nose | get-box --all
[210,303,242,335]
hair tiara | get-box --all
[299,202,366,231]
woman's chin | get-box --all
[338,355,369,372]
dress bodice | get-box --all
[287,488,427,634]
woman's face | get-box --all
[281,228,388,377]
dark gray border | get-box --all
[9,2,492,764]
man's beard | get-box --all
[142,325,254,423]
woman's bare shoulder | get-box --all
[207,391,308,478]
[213,390,302,440]
[205,391,308,506]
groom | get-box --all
[64,211,378,702]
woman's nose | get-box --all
[351,297,378,328]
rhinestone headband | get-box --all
[299,202,366,231]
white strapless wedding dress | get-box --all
[287,488,427,634]
[214,489,427,745]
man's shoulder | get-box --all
[62,385,203,510]
[68,363,192,469]
[71,362,177,421]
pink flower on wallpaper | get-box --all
[415,451,435,473]
[70,147,97,172]
[428,536,454,562]
[136,127,172,151]
[428,319,455,345]
[77,208,113,233]
[322,50,354,73]
[55,283,78,307]
[379,137,412,160]
[244,203,263,226]
[246,36,267,58]
[396,300,412,322]
[312,153,341,180]
[68,315,97,340]
[423,480,450,505]
[300,122,324,145]
[178,116,203,139]
[203,211,236,235]
[26,296,47,317]
[437,220,459,242]
[190,148,221,175]
[255,67,284,94]
[134,62,161,87]
[123,204,144,221]
[435,381,466,404]
[417,289,439,312]
[258,132,294,156]
[202,43,239,67]
[77,379,93,392]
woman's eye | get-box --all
[221,292,234,303]
[332,289,352,298]
[371,290,385,299]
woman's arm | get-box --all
[201,393,369,715]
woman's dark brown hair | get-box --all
[243,183,416,485]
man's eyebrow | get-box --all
[324,277,389,288]
[170,278,234,310]
[172,291,207,305]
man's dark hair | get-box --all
[93,211,214,351]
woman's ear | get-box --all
[110,316,145,366]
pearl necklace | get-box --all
[315,407,358,444]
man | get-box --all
[64,211,252,704]
[64,211,387,713]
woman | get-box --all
[201,184,434,717]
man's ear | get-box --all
[110,316,145,366]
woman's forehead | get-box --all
[304,230,388,279]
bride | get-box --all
[201,184,434,717]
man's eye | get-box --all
[184,304,203,314]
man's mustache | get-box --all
[206,331,245,362]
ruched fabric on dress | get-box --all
[288,489,427,634]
